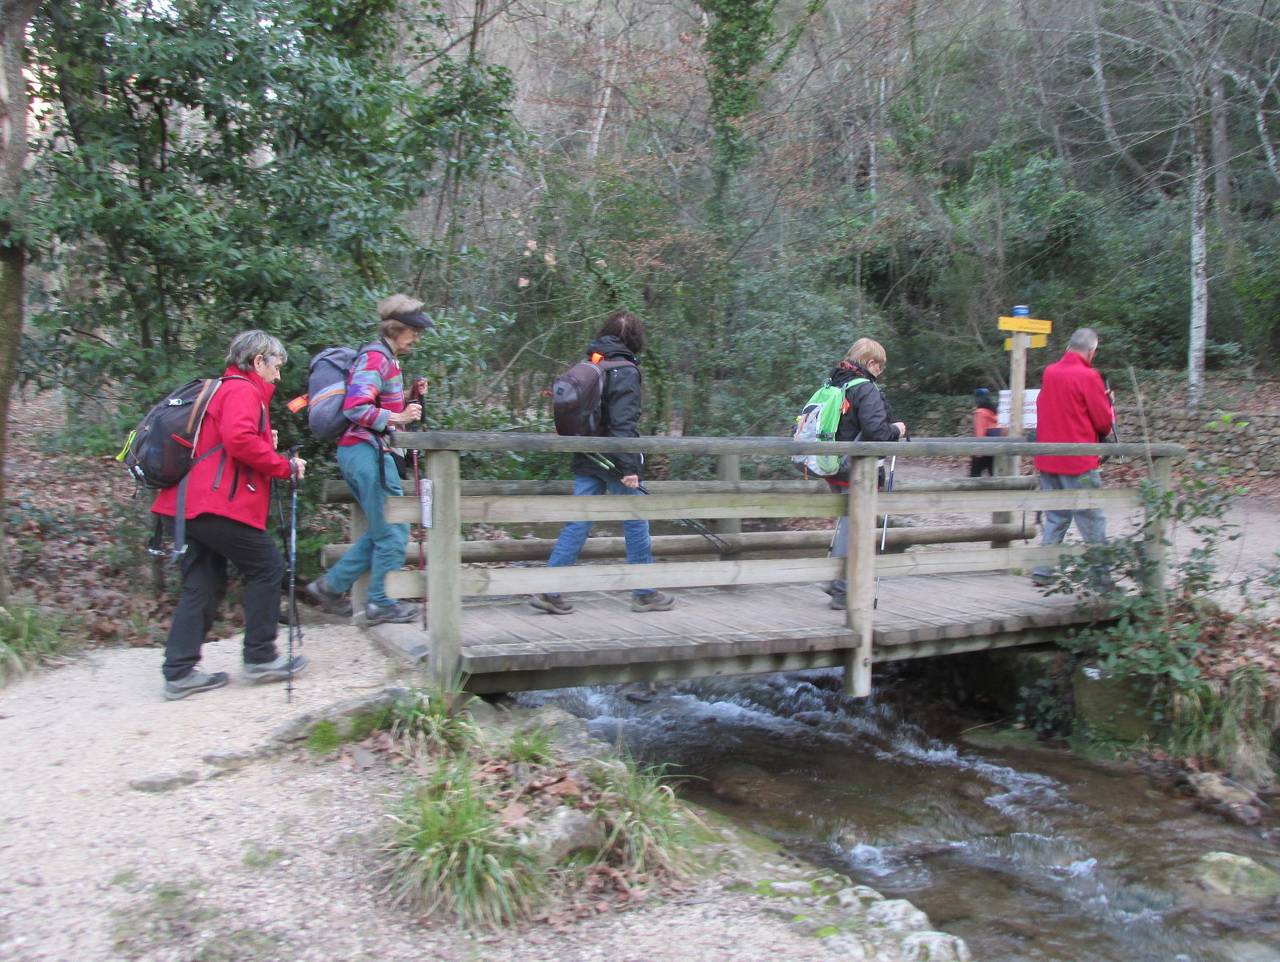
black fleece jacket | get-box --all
[827,360,901,487]
[570,335,644,480]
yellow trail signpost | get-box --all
[1004,334,1047,350]
[1001,308,1052,444]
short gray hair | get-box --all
[226,330,288,371]
[1068,328,1099,353]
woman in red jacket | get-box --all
[152,331,308,700]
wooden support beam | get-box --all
[390,430,1184,460]
[378,486,1140,525]
[716,454,743,537]
[425,450,462,684]
[844,456,878,697]
[321,522,1036,566]
[1142,457,1172,602]
[321,474,1041,504]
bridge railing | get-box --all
[324,433,1184,695]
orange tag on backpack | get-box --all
[286,394,309,413]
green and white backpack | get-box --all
[790,377,867,476]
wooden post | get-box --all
[1008,331,1029,441]
[990,453,1018,551]
[842,456,878,697]
[426,449,462,684]
[349,504,368,619]
[715,454,742,537]
[1141,456,1171,602]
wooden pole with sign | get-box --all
[996,313,1052,549]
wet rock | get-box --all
[1194,852,1280,902]
[130,770,200,793]
[767,880,815,897]
[834,885,885,909]
[865,899,931,933]
[709,761,775,806]
[1187,773,1267,825]
[531,808,606,865]
[900,931,972,961]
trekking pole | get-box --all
[286,445,302,703]
[409,382,428,630]
[873,454,898,610]
[585,453,733,553]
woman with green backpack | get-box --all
[821,337,906,610]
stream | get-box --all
[524,670,1280,962]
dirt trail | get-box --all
[0,630,857,962]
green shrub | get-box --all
[506,726,554,765]
[0,603,66,685]
[383,761,544,927]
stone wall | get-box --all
[909,401,1279,482]
[1114,406,1280,481]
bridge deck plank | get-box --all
[452,574,1102,679]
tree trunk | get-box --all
[1188,121,1210,409]
[0,0,44,605]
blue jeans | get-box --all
[546,474,656,598]
[1032,469,1107,579]
[326,443,409,607]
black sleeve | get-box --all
[602,365,643,477]
[849,381,901,442]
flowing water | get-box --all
[524,672,1280,962]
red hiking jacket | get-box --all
[152,366,293,530]
[1033,351,1114,476]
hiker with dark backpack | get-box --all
[305,294,431,626]
[530,310,675,615]
[814,337,906,610]
[150,331,309,700]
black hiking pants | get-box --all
[162,513,284,681]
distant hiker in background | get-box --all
[530,310,675,616]
[969,387,1003,477]
[307,294,431,625]
[1030,327,1115,587]
[822,337,907,610]
[153,330,308,700]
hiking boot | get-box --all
[243,654,309,684]
[530,593,574,615]
[305,577,352,616]
[365,600,420,625]
[828,593,848,610]
[630,591,675,613]
[164,669,230,701]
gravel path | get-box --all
[0,628,892,962]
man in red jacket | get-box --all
[1031,328,1115,586]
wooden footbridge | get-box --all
[321,434,1182,697]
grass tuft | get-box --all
[587,758,695,878]
[383,760,543,927]
[506,726,554,765]
[389,686,479,757]
[1171,666,1275,786]
[0,603,65,685]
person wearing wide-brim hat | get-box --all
[307,294,432,625]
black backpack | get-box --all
[552,355,635,436]
[117,375,253,559]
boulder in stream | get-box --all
[1193,852,1280,903]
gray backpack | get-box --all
[304,342,392,441]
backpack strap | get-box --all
[171,444,224,563]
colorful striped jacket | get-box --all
[339,340,406,448]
